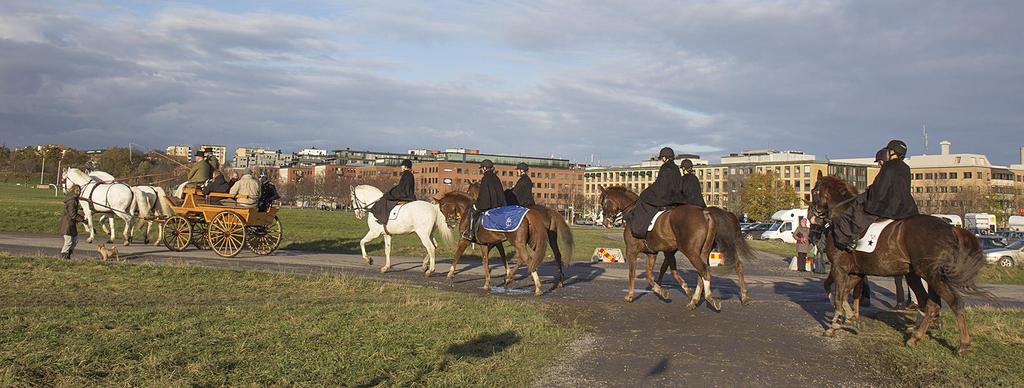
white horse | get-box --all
[63,168,137,245]
[102,185,173,245]
[350,185,453,275]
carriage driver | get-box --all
[370,159,416,226]
[465,159,507,241]
[175,152,215,198]
[832,140,919,251]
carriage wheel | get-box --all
[247,217,282,255]
[162,216,192,252]
[192,221,210,250]
[208,211,246,258]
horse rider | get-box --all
[679,158,707,208]
[370,159,416,226]
[832,140,919,251]
[508,162,536,207]
[624,147,687,238]
[257,172,281,212]
[59,184,85,260]
[465,159,507,241]
[227,168,261,207]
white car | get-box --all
[984,240,1024,267]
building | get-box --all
[196,144,228,167]
[165,145,192,159]
[277,166,315,185]
[584,150,878,217]
[233,148,294,169]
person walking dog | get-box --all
[59,184,86,259]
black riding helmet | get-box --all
[659,147,675,160]
[400,159,413,169]
[680,159,694,170]
[480,159,494,169]
[886,139,908,158]
[874,148,888,163]
[516,162,529,171]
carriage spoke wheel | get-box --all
[247,217,282,255]
[162,216,192,252]
[208,211,246,257]
[192,221,210,250]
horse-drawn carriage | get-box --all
[161,187,282,257]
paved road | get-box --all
[2,231,1020,387]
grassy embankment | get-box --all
[850,306,1024,386]
[0,256,574,386]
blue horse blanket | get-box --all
[481,206,530,232]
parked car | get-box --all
[995,230,1024,243]
[977,235,1008,251]
[984,240,1024,267]
[574,217,595,226]
[743,223,772,240]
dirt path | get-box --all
[3,231,1019,386]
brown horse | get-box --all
[464,181,576,270]
[808,174,989,355]
[597,186,754,310]
[435,190,562,295]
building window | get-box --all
[964,172,972,179]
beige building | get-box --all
[165,145,192,159]
[585,150,877,216]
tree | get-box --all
[739,172,801,222]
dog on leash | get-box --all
[96,243,120,261]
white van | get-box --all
[759,208,809,243]
[1009,216,1024,232]
[931,214,963,227]
[966,213,997,234]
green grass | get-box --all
[0,255,575,386]
[978,265,1024,285]
[851,306,1024,387]
[0,183,64,234]
[747,239,798,257]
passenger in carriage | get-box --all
[370,159,416,226]
[679,158,706,208]
[832,140,919,251]
[623,147,686,239]
[507,162,535,207]
[257,172,281,212]
[464,159,506,241]
[227,168,261,207]
[203,170,232,203]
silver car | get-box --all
[984,240,1024,267]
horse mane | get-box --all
[439,190,473,202]
[602,186,639,199]
[819,175,859,198]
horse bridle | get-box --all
[599,193,627,227]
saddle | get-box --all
[854,219,895,253]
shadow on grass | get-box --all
[282,238,380,254]
[446,331,521,358]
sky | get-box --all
[1,0,1023,165]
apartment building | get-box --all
[196,144,228,167]
[165,145,192,159]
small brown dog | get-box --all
[96,243,120,261]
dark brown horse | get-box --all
[597,186,754,310]
[435,190,564,295]
[808,174,988,355]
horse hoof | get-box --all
[710,299,722,311]
[741,294,752,306]
[655,288,669,299]
[424,270,434,278]
[687,302,697,311]
[957,345,971,357]
[534,289,543,297]
[364,257,373,265]
[557,282,565,289]
[823,329,836,337]
[379,266,389,273]
[624,295,634,303]
[905,338,919,347]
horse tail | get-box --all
[433,203,454,249]
[709,207,755,268]
[935,227,992,298]
[548,208,576,263]
[529,213,550,267]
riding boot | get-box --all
[462,210,480,242]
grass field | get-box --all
[0,256,574,386]
[747,239,798,257]
[851,306,1024,386]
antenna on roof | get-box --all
[922,124,928,154]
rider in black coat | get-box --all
[679,159,707,208]
[465,159,506,241]
[626,147,687,238]
[508,162,536,207]
[833,140,919,251]
[371,159,416,225]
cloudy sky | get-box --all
[2,0,1022,165]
